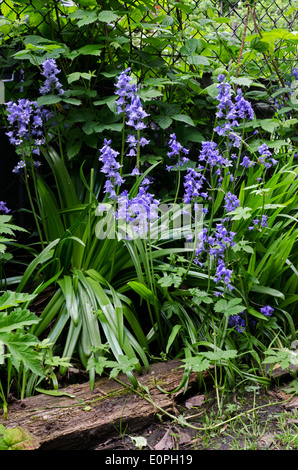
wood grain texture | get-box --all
[0,360,200,450]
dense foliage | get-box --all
[0,0,297,412]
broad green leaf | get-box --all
[37,95,62,106]
[182,355,211,373]
[77,44,103,56]
[98,10,119,23]
[0,292,37,311]
[0,426,40,450]
[214,298,246,316]
[0,331,44,376]
[0,308,39,331]
[171,114,195,126]
[204,350,238,362]
[180,38,199,56]
[154,115,172,129]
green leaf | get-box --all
[180,38,199,56]
[0,426,40,450]
[187,55,210,66]
[232,240,254,254]
[62,97,81,106]
[98,10,119,23]
[37,95,62,106]
[77,44,103,56]
[0,308,39,332]
[128,281,159,306]
[182,355,211,373]
[0,331,44,376]
[229,76,253,87]
[214,298,246,316]
[166,324,181,354]
[204,350,238,362]
[229,206,252,220]
[158,273,182,288]
[247,307,268,321]
[35,388,76,398]
[171,114,195,126]
[249,285,285,299]
[154,115,173,129]
[0,292,37,311]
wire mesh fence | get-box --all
[0,1,297,68]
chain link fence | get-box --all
[0,1,297,70]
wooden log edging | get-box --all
[0,360,200,450]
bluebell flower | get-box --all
[228,312,246,332]
[98,139,125,199]
[214,75,254,148]
[248,214,268,231]
[224,191,240,213]
[5,98,52,167]
[115,68,150,131]
[115,184,160,238]
[260,305,274,317]
[214,258,234,291]
[39,58,65,96]
[12,160,26,173]
[198,141,231,169]
[183,167,206,204]
[234,88,254,120]
[240,156,255,168]
[0,201,10,214]
[115,68,136,114]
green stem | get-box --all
[24,167,45,250]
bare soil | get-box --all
[93,379,298,451]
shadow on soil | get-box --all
[93,375,298,451]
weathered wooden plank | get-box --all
[0,360,200,450]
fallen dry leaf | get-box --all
[154,428,174,451]
[285,396,298,410]
[177,430,193,445]
[286,418,298,425]
[257,433,275,449]
[185,394,206,410]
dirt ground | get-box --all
[93,377,298,451]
